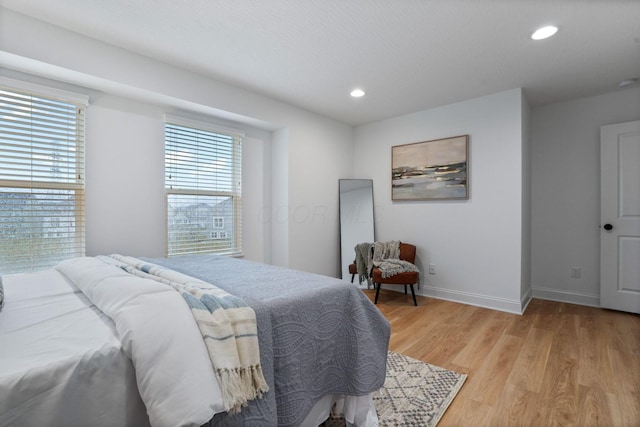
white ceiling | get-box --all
[2,0,639,125]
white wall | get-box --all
[243,134,270,263]
[0,8,354,275]
[270,128,289,267]
[286,124,354,276]
[354,89,527,313]
[85,96,166,258]
[521,95,532,307]
[531,87,640,306]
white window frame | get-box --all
[164,114,243,257]
[213,217,224,229]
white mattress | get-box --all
[0,269,150,427]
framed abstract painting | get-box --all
[392,135,469,200]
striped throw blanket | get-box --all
[101,254,269,414]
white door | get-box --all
[600,120,640,314]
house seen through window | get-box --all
[164,116,242,256]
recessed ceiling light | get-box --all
[531,25,558,40]
[350,89,365,98]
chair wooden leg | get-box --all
[409,284,417,306]
[351,273,355,283]
[374,282,381,304]
[404,284,407,294]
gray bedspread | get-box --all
[144,255,390,427]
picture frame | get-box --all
[392,135,469,200]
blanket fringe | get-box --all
[218,366,270,414]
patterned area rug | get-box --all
[324,351,466,427]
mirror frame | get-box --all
[339,179,375,282]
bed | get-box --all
[0,254,390,427]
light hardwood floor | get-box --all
[363,289,640,427]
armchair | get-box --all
[371,242,419,306]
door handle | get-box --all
[603,223,613,231]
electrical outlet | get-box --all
[571,267,581,278]
[428,264,436,275]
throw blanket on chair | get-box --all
[354,242,373,287]
[374,259,420,278]
[371,240,400,264]
[372,241,419,277]
[101,254,269,414]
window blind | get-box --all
[0,82,87,274]
[165,117,243,257]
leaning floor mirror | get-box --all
[339,179,375,284]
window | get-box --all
[0,79,87,274]
[165,116,243,257]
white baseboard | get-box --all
[379,284,598,314]
[532,287,600,307]
[521,286,533,312]
[384,284,527,315]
